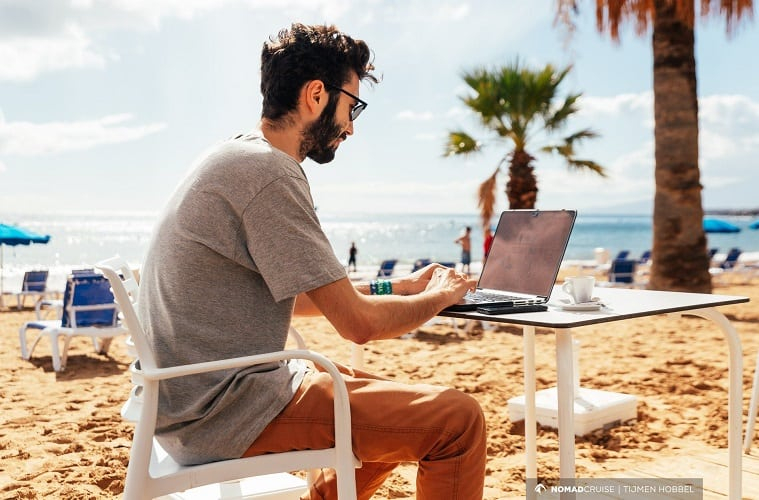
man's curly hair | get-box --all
[260,23,378,121]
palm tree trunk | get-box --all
[506,150,538,209]
[649,1,711,293]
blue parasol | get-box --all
[703,218,741,234]
[0,223,51,306]
[750,220,759,230]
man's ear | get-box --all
[302,80,328,118]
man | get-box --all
[455,226,472,275]
[348,241,358,272]
[138,23,486,499]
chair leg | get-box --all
[56,335,74,372]
[744,350,759,452]
[19,325,32,359]
[92,337,114,355]
[34,300,44,320]
[19,325,47,361]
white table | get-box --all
[441,286,749,499]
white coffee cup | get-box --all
[562,276,595,303]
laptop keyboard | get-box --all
[463,290,524,304]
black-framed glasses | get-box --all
[324,83,367,121]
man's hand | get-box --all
[423,265,473,307]
[396,263,474,295]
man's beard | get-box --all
[300,97,344,164]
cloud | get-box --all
[700,94,759,128]
[577,92,653,116]
[0,0,348,81]
[0,25,106,81]
[0,112,166,156]
[699,94,759,166]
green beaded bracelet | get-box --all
[370,279,393,295]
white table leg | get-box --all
[555,328,576,480]
[523,325,537,481]
[745,350,759,453]
[683,308,742,500]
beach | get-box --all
[2,269,759,499]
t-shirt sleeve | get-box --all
[242,174,346,302]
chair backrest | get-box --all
[376,259,397,277]
[638,250,651,263]
[609,259,636,284]
[614,250,630,260]
[721,248,742,269]
[22,270,48,292]
[95,256,152,367]
[60,272,119,328]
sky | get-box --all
[1,0,758,218]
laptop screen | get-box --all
[478,210,577,298]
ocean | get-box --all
[2,211,759,292]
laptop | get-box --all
[444,209,577,312]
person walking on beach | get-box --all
[138,23,485,500]
[347,241,358,272]
[455,226,472,275]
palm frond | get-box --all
[443,132,480,157]
[544,93,581,130]
[564,128,600,142]
[477,168,500,229]
[543,127,606,176]
[566,159,607,177]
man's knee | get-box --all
[437,388,486,437]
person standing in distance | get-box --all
[348,241,358,272]
[455,226,472,276]
[138,23,486,500]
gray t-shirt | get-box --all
[138,131,346,465]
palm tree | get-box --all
[556,0,754,293]
[444,61,605,229]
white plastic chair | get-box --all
[96,256,359,500]
[13,269,54,309]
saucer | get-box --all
[551,297,604,311]
[560,302,602,311]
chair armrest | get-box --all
[70,303,120,313]
[140,349,355,473]
[140,349,337,382]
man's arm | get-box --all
[296,264,472,344]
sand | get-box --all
[2,271,759,499]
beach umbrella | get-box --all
[0,223,51,303]
[702,218,741,233]
[750,220,759,230]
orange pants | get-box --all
[243,363,487,500]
